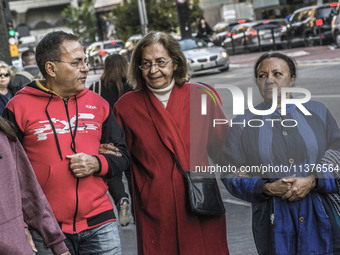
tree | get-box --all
[188,0,204,33]
[61,0,97,43]
[109,0,202,41]
[147,0,178,33]
[110,0,141,41]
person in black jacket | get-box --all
[89,54,133,226]
[10,49,42,94]
[196,17,214,43]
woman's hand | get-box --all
[281,175,316,201]
[263,174,296,197]
[99,143,122,157]
[25,228,38,253]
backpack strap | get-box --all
[18,71,34,81]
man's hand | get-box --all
[25,228,37,253]
[61,252,72,255]
[99,143,122,157]
[281,175,316,201]
[263,174,296,197]
[66,153,100,178]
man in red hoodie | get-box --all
[3,31,130,255]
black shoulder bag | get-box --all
[170,151,226,216]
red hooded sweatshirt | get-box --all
[3,81,130,234]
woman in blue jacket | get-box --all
[222,52,340,255]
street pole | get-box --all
[176,0,192,39]
[0,0,12,65]
[137,0,148,36]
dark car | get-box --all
[281,4,337,47]
[331,3,340,47]
[212,19,252,46]
[222,19,287,54]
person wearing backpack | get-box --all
[10,49,42,94]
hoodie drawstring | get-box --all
[45,94,63,160]
[67,95,78,154]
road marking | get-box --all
[223,198,251,207]
[299,61,340,67]
[312,95,340,98]
[286,51,309,57]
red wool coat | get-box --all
[114,83,229,255]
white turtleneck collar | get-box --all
[147,79,175,108]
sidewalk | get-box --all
[229,45,340,68]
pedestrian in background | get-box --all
[90,53,134,226]
[196,17,215,43]
[0,63,14,115]
[3,31,130,255]
[222,52,340,255]
[90,54,133,107]
[111,31,230,255]
[10,49,42,94]
[0,117,71,255]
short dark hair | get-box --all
[254,52,297,78]
[21,49,36,66]
[21,49,35,59]
[128,31,189,89]
[35,31,79,78]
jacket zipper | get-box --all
[64,99,79,234]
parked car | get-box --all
[331,2,340,47]
[281,4,337,47]
[222,19,287,54]
[178,38,229,76]
[213,19,252,46]
[86,40,125,68]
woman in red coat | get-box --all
[113,31,230,255]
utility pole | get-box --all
[137,0,148,36]
[0,0,12,65]
[176,0,192,39]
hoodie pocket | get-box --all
[42,162,77,217]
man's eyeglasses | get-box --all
[50,59,89,69]
[0,73,10,78]
[139,59,172,70]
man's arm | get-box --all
[96,111,130,178]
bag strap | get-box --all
[98,80,102,95]
[168,148,185,175]
[92,80,102,95]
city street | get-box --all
[87,45,340,255]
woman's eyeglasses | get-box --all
[139,59,172,70]
[0,73,10,78]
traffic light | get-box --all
[7,21,15,38]
[6,22,18,58]
[8,28,15,37]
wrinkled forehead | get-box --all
[60,40,85,58]
[257,57,290,71]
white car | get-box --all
[332,3,340,47]
[178,38,229,75]
[86,40,125,68]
